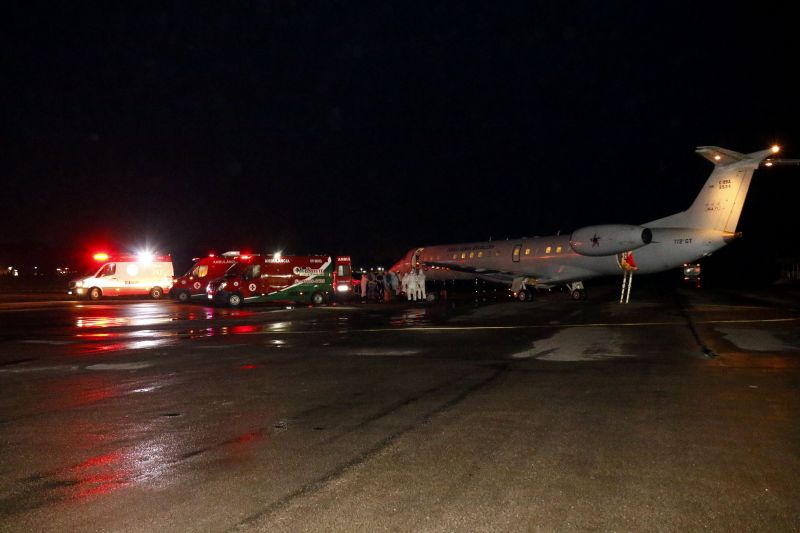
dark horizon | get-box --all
[3,3,798,273]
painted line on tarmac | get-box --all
[87,362,154,370]
[220,316,800,335]
[0,365,80,373]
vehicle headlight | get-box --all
[75,281,84,288]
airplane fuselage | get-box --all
[392,146,778,296]
[393,227,733,287]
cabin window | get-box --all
[545,246,552,254]
[244,264,261,281]
[512,245,521,263]
[452,253,458,260]
[524,248,531,256]
[461,252,466,259]
[556,246,562,254]
[469,251,475,258]
[477,251,483,258]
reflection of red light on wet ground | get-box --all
[70,450,129,499]
[77,343,128,354]
[44,374,120,409]
[240,364,257,370]
[234,430,264,443]
[231,324,258,334]
[73,451,120,469]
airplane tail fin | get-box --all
[645,146,777,232]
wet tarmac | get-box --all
[1,284,799,531]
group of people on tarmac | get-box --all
[359,269,427,303]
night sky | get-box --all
[2,3,798,276]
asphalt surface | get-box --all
[1,283,799,532]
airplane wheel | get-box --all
[88,287,102,301]
[571,289,586,301]
[517,289,530,302]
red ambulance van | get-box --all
[171,251,240,303]
[207,254,352,307]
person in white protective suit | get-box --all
[416,268,426,301]
[360,272,368,301]
[405,271,417,301]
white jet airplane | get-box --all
[392,145,787,301]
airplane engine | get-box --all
[569,225,653,256]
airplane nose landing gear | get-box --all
[566,281,587,300]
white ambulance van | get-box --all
[68,253,174,300]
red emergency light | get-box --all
[208,253,216,257]
[93,253,109,262]
[240,255,252,260]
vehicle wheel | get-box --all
[426,292,438,303]
[517,289,530,302]
[88,287,102,301]
[310,292,325,306]
[176,290,191,303]
[571,289,586,301]
[227,293,243,308]
[150,287,164,300]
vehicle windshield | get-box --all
[224,262,246,277]
[95,263,116,277]
[185,264,209,278]
[183,262,200,277]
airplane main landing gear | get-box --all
[567,281,587,301]
[517,289,534,302]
